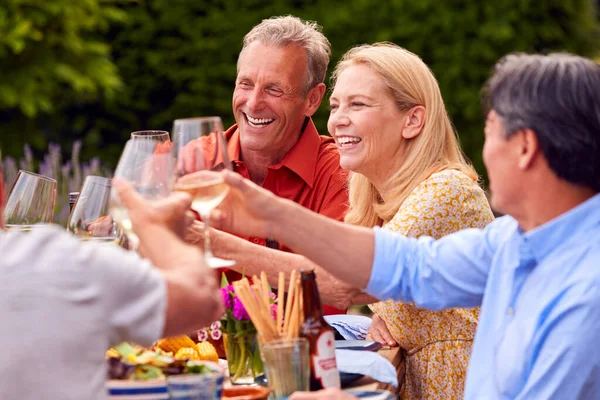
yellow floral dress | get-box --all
[369,169,494,399]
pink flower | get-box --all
[221,285,234,309]
[270,303,278,321]
[210,321,222,331]
[233,297,250,320]
[211,329,223,341]
[197,329,209,342]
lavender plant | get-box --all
[0,142,113,226]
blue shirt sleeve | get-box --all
[366,217,508,309]
[513,282,600,399]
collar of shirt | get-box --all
[519,193,600,263]
[224,118,322,188]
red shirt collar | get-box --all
[224,118,322,188]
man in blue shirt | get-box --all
[212,52,600,399]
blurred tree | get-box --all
[1,0,598,177]
[0,0,127,156]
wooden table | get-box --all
[346,346,405,394]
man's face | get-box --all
[483,110,522,214]
[233,42,317,158]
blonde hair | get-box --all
[333,43,477,227]
[239,15,331,94]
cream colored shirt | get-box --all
[0,225,166,400]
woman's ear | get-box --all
[401,105,426,139]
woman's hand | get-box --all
[366,314,397,347]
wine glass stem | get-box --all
[201,211,214,261]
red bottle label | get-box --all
[312,331,341,389]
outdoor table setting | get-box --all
[2,120,404,400]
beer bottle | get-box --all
[68,192,80,213]
[300,268,341,391]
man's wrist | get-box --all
[269,197,292,240]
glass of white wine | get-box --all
[67,175,124,246]
[3,170,57,232]
[131,130,171,143]
[173,116,235,268]
[109,139,175,248]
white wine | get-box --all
[79,236,121,245]
[174,172,229,215]
[110,206,133,237]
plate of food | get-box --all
[105,339,223,399]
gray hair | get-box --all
[238,15,331,95]
[482,53,600,192]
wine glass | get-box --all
[173,116,235,268]
[131,130,171,143]
[109,139,175,248]
[3,170,57,231]
[67,175,124,246]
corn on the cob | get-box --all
[106,348,120,358]
[196,341,219,362]
[175,347,201,360]
[155,335,196,354]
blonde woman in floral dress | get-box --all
[327,43,494,399]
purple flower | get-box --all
[233,297,250,320]
[221,285,234,309]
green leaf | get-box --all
[221,272,229,288]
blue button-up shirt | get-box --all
[367,193,600,399]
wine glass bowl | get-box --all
[67,175,123,245]
[109,139,175,247]
[3,170,57,230]
[172,116,235,268]
[131,130,171,143]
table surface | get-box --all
[222,345,405,394]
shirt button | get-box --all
[252,238,260,244]
[507,307,515,316]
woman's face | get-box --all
[328,64,406,182]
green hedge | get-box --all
[1,0,598,179]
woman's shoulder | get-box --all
[406,169,484,204]
[384,169,493,236]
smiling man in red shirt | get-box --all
[185,16,351,314]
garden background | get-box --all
[1,0,599,223]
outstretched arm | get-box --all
[215,171,496,308]
[185,222,362,309]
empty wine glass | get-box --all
[67,176,124,246]
[131,130,171,143]
[109,139,175,248]
[173,116,235,268]
[3,170,57,231]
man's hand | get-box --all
[289,388,357,400]
[365,314,397,347]
[211,170,284,239]
[114,178,195,239]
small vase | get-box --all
[224,323,264,385]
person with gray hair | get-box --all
[207,52,600,399]
[185,16,349,315]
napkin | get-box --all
[335,349,398,388]
[325,315,372,340]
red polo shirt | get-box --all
[224,118,349,315]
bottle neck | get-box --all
[302,273,324,321]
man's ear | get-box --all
[517,129,540,170]
[305,83,326,117]
[401,105,426,140]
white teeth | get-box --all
[246,115,274,125]
[337,136,362,145]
